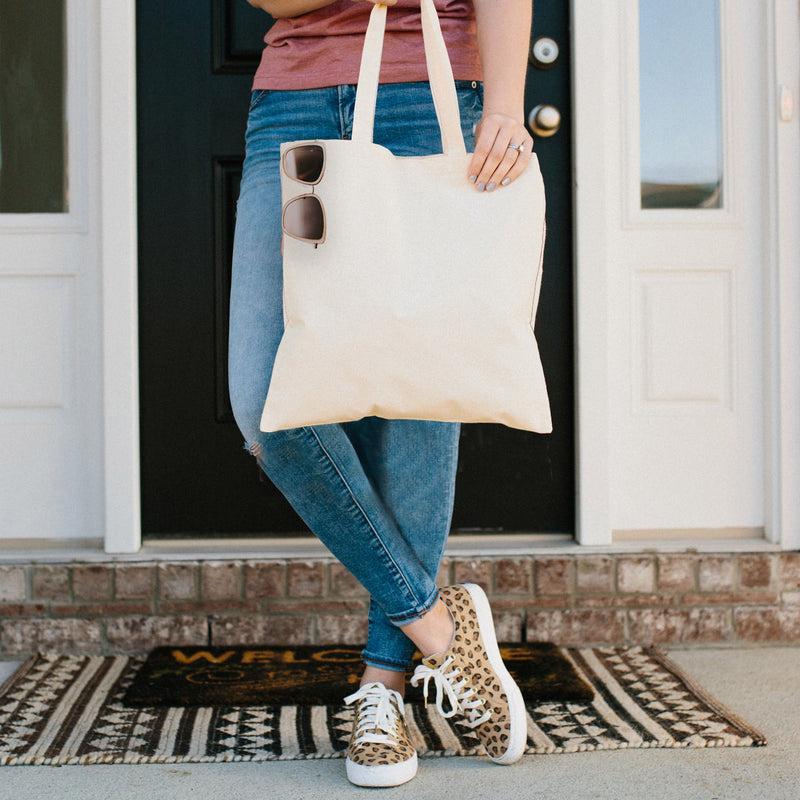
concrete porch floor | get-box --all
[0,647,797,800]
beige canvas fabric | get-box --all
[261,0,551,434]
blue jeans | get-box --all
[228,81,483,671]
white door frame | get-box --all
[763,0,800,551]
[99,0,800,554]
[100,0,141,553]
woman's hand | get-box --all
[350,0,398,5]
[468,112,533,192]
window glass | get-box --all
[639,0,723,209]
[0,0,67,213]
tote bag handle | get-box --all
[351,0,467,156]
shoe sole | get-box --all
[346,752,418,787]
[461,582,527,765]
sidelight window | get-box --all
[0,0,67,213]
[639,0,723,209]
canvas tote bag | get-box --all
[260,0,552,434]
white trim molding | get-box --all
[571,0,614,544]
[100,0,141,554]
[765,0,800,549]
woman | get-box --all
[230,0,535,786]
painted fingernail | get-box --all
[469,174,478,183]
[501,177,511,186]
[477,182,486,192]
[486,182,496,192]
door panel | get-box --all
[609,0,765,533]
[572,0,767,542]
[0,1,105,542]
[137,0,573,536]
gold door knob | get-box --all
[530,37,559,69]
[528,104,561,138]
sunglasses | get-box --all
[282,144,326,245]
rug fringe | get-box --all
[0,654,40,701]
[646,646,767,746]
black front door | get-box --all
[136,0,573,537]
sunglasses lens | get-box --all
[283,195,325,242]
[284,145,324,184]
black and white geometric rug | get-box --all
[0,646,765,765]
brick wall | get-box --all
[1,552,798,658]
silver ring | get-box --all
[507,143,524,154]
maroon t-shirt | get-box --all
[252,0,482,90]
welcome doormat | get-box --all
[121,643,594,707]
[0,646,765,765]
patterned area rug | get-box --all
[0,646,765,765]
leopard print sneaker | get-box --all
[343,681,418,787]
[410,583,527,765]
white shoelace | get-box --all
[344,682,405,746]
[410,656,492,729]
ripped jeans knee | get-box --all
[244,439,264,461]
[242,425,308,468]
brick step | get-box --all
[1,553,799,657]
